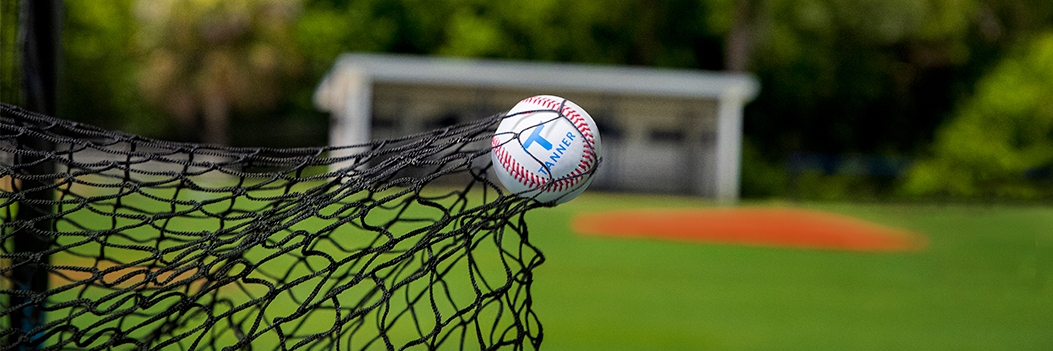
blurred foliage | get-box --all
[63,0,159,136]
[903,32,1053,199]
[740,138,786,198]
[136,0,304,144]
[1,0,20,105]
[291,0,1053,201]
[295,0,727,71]
[743,0,1053,200]
[747,0,978,159]
[791,172,888,201]
[11,0,1052,198]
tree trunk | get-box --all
[726,0,765,72]
[203,92,230,145]
[632,0,661,65]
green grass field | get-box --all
[11,183,1053,350]
[526,192,1053,350]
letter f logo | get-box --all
[522,125,553,150]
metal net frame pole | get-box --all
[8,0,61,349]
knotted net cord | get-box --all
[0,102,545,350]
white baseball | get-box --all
[491,95,602,204]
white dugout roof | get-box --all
[315,53,759,202]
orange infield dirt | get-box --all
[572,208,926,252]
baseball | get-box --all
[491,95,602,204]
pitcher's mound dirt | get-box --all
[572,208,926,251]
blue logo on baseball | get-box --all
[522,124,577,176]
[523,124,552,150]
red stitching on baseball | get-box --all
[494,135,546,187]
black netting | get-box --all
[0,102,545,350]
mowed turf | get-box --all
[17,181,1053,350]
[24,180,527,349]
[526,193,1053,351]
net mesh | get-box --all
[0,102,546,350]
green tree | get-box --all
[52,0,1053,199]
[291,0,1053,200]
[296,0,728,72]
[1,0,21,105]
[902,32,1053,199]
[743,0,979,156]
[137,0,303,145]
[63,0,159,134]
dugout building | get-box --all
[314,53,758,202]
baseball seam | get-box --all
[494,96,598,195]
[492,136,546,187]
